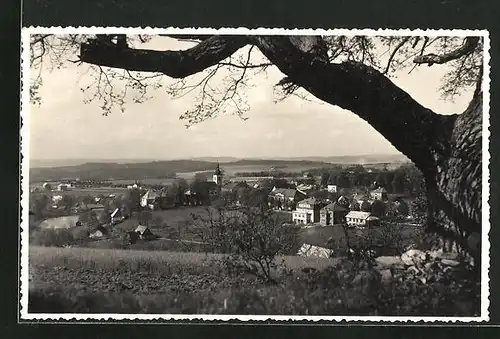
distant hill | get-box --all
[29,160,216,182]
[29,159,330,182]
[28,154,410,182]
[264,154,410,164]
[30,154,408,169]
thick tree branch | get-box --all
[78,35,464,174]
[253,36,448,173]
[413,37,480,66]
[80,36,249,78]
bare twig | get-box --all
[384,37,410,74]
[413,37,480,66]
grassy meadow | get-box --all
[28,245,479,315]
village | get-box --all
[24,31,484,317]
[29,161,424,256]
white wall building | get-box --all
[345,211,380,228]
[292,198,323,225]
[327,184,338,193]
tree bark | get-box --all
[79,35,483,261]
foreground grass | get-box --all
[28,246,480,316]
[30,246,336,275]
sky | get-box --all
[28,35,475,161]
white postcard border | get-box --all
[19,27,491,322]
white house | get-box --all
[127,183,140,190]
[327,184,338,193]
[345,211,380,228]
[370,187,389,201]
[140,190,160,210]
[52,195,63,204]
[292,197,323,224]
[57,183,71,191]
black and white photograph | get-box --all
[20,28,490,321]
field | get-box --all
[28,245,479,315]
[30,187,128,198]
[103,178,178,186]
[29,245,336,297]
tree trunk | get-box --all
[253,37,483,264]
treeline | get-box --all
[234,171,298,178]
[318,164,424,196]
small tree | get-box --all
[138,210,153,226]
[153,216,164,228]
[190,205,299,284]
[360,201,371,212]
[370,200,386,218]
[79,210,99,232]
[98,208,111,225]
[59,194,74,214]
[30,194,50,220]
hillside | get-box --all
[28,154,410,182]
[29,160,215,182]
[29,159,334,182]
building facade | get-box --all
[320,202,349,226]
[370,187,389,201]
[292,197,324,224]
[345,211,380,228]
[327,184,338,193]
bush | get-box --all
[30,228,75,247]
[190,206,300,284]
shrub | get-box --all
[190,206,300,284]
[30,228,75,247]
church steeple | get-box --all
[213,161,223,185]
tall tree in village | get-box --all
[29,34,485,266]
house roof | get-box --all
[297,197,322,206]
[110,208,120,218]
[322,202,348,212]
[366,216,380,221]
[135,225,151,234]
[371,187,388,193]
[142,190,160,200]
[270,188,303,199]
[349,201,360,209]
[345,211,372,220]
[223,181,248,191]
[80,203,105,210]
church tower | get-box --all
[213,162,223,185]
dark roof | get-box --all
[135,225,153,235]
[80,203,105,210]
[297,197,323,206]
[270,188,304,199]
[91,225,108,234]
[323,202,348,212]
[223,181,248,190]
